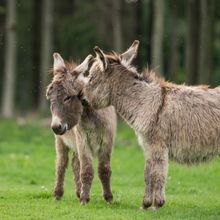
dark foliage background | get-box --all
[0,0,220,116]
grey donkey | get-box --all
[79,40,220,209]
[46,53,117,204]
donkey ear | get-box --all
[75,54,94,74]
[76,54,94,84]
[93,46,108,70]
[53,53,66,73]
[120,40,139,64]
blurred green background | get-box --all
[0,0,220,116]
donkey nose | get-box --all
[51,124,63,135]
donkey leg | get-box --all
[71,151,81,199]
[98,149,113,203]
[54,138,69,200]
[152,148,168,209]
[142,158,154,209]
[142,146,168,209]
[79,153,94,205]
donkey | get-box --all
[79,40,220,209]
[46,53,116,204]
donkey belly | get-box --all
[168,118,220,164]
[169,143,220,165]
[87,131,102,157]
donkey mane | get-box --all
[105,51,141,79]
[65,61,78,75]
[49,61,78,76]
[106,52,121,64]
[105,53,160,86]
[104,51,211,93]
[142,68,211,91]
[142,68,180,90]
[105,51,160,85]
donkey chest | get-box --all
[80,129,103,156]
[60,130,76,150]
[60,124,106,157]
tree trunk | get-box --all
[185,0,200,85]
[134,0,142,68]
[134,0,142,40]
[151,0,164,76]
[1,0,17,117]
[169,2,178,81]
[112,0,122,52]
[32,0,42,109]
[39,0,53,112]
[198,0,214,84]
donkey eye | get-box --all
[64,96,72,103]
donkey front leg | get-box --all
[78,152,94,204]
[142,145,168,209]
[71,152,81,199]
[98,149,113,203]
[54,138,69,200]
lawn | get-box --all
[0,119,220,220]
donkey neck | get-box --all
[110,70,163,133]
[79,105,103,130]
[81,104,94,121]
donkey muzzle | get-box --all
[51,124,67,135]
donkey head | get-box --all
[46,53,93,135]
[81,40,139,109]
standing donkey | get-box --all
[78,40,220,209]
[46,53,116,204]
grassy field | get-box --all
[0,119,220,220]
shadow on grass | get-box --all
[27,191,139,211]
[30,191,52,199]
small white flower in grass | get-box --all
[41,186,48,191]
[9,153,16,159]
[24,155,30,160]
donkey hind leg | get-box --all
[79,153,94,205]
[142,146,168,209]
[54,139,69,200]
[98,149,113,203]
[72,152,81,199]
[142,160,153,209]
[153,148,168,209]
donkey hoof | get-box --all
[80,197,90,205]
[76,191,81,199]
[54,188,63,200]
[142,198,153,209]
[104,193,113,203]
[155,198,165,209]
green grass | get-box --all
[0,119,220,220]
